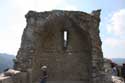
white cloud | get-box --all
[0,0,78,55]
[11,0,62,11]
[103,9,125,58]
[64,5,78,10]
[10,0,78,11]
[103,37,125,58]
[103,37,125,48]
[107,9,125,36]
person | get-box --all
[121,63,125,80]
[40,65,48,83]
[116,65,120,76]
[111,62,118,76]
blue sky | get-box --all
[0,0,125,58]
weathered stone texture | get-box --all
[14,10,110,83]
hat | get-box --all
[41,65,47,69]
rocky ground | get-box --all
[112,76,124,83]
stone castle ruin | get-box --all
[0,10,111,83]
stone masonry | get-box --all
[12,10,110,83]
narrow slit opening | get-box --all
[64,30,68,48]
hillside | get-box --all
[0,53,15,73]
[111,58,125,65]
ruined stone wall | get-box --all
[14,10,107,83]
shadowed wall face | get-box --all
[32,17,92,82]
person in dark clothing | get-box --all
[111,62,118,76]
[116,66,120,76]
[121,63,125,80]
[40,66,48,83]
